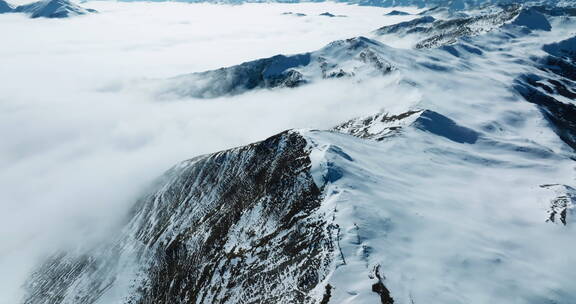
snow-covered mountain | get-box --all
[156,3,572,97]
[22,2,576,304]
[515,35,576,151]
[0,0,13,13]
[3,0,569,11]
[157,37,394,99]
[355,0,575,9]
[4,0,96,18]
[374,5,560,48]
[116,0,574,10]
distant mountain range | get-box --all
[22,2,576,304]
[0,0,95,18]
[114,0,576,10]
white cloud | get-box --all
[0,2,418,302]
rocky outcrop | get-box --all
[541,184,575,225]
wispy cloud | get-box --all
[0,2,416,302]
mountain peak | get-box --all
[0,0,13,13]
[15,0,96,18]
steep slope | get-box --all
[14,0,96,18]
[22,105,576,303]
[24,131,335,304]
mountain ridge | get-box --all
[21,2,576,304]
[0,0,96,18]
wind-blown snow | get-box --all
[304,117,575,302]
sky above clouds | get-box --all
[0,2,418,302]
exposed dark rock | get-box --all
[319,12,346,17]
[371,265,394,304]
[23,131,337,304]
[320,284,332,304]
[541,184,575,226]
[333,110,423,141]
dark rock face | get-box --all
[370,265,394,304]
[24,131,337,304]
[319,12,335,17]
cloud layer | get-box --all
[0,2,417,302]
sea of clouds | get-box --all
[0,2,418,302]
